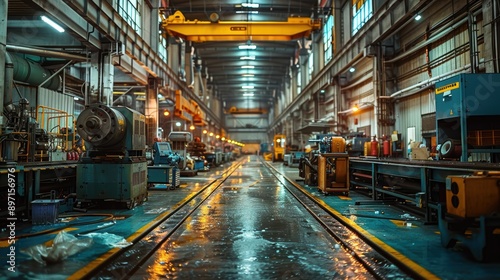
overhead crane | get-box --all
[161,11,321,42]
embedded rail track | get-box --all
[84,157,423,279]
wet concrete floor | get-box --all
[133,159,374,279]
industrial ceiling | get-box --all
[6,0,331,113]
[162,0,330,107]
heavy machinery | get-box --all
[272,134,286,162]
[438,171,500,261]
[147,141,181,190]
[1,98,50,162]
[299,136,350,195]
[168,131,200,176]
[186,136,209,171]
[75,104,147,209]
[1,98,78,221]
[435,73,500,162]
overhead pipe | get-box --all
[186,46,195,88]
[340,72,373,90]
[493,0,500,72]
[197,69,205,96]
[6,45,87,62]
[468,0,478,73]
[384,17,468,64]
[384,64,470,99]
[385,2,482,64]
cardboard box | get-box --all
[412,147,430,160]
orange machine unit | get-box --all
[317,153,349,195]
[446,172,500,218]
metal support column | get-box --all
[0,0,7,125]
[146,77,159,145]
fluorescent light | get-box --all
[236,11,258,14]
[41,16,65,33]
[242,85,254,89]
[243,93,254,97]
[414,14,422,21]
[242,74,254,77]
[242,3,259,8]
[239,44,256,50]
[240,56,255,60]
[241,65,254,69]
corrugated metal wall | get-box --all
[394,90,435,145]
[12,86,75,132]
[37,88,75,132]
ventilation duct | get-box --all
[9,53,61,90]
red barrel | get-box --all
[383,139,390,157]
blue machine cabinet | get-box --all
[77,162,148,209]
[435,73,500,162]
[147,165,180,189]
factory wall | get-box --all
[394,90,435,150]
[388,0,484,150]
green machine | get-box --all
[76,104,147,209]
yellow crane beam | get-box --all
[161,11,321,42]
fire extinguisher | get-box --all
[383,138,390,157]
[370,136,378,157]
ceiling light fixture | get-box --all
[243,93,254,97]
[41,16,65,32]
[414,14,422,21]
[240,56,255,60]
[242,74,254,77]
[241,3,259,8]
[236,11,259,14]
[239,44,256,50]
[241,65,254,69]
[349,67,355,73]
[242,85,254,89]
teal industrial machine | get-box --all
[147,141,181,190]
[435,73,500,162]
[75,104,147,209]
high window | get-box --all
[352,0,372,35]
[323,15,334,63]
[118,0,142,35]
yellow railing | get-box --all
[36,105,75,151]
